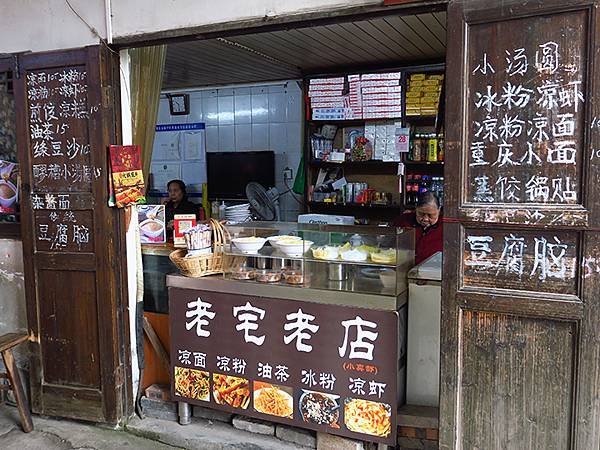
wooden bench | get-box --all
[0,333,33,432]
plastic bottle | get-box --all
[428,134,438,162]
[218,201,226,220]
[437,135,445,162]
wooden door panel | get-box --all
[459,311,575,450]
[38,270,101,388]
[442,1,600,448]
[14,46,130,423]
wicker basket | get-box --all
[169,218,227,277]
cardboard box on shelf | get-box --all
[410,73,427,81]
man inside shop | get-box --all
[395,191,443,264]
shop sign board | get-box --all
[25,66,100,252]
[463,11,588,226]
[169,288,402,445]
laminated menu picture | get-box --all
[137,205,166,244]
[0,160,19,217]
[109,144,146,208]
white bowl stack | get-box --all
[225,203,252,223]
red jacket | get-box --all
[395,212,443,265]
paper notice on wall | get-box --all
[182,131,206,161]
[181,162,206,193]
[151,163,180,191]
[153,132,181,161]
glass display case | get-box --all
[221,221,414,305]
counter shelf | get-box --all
[222,221,414,300]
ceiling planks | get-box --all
[162,12,447,89]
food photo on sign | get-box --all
[0,160,18,218]
[109,144,146,207]
[137,204,166,244]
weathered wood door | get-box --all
[14,46,131,423]
[442,1,600,448]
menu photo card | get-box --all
[174,214,197,248]
[137,205,166,244]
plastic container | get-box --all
[255,269,282,283]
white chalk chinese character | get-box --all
[338,316,379,361]
[470,141,489,166]
[519,142,542,165]
[302,369,317,388]
[498,114,525,140]
[474,116,498,143]
[51,223,68,250]
[72,224,90,250]
[368,380,387,399]
[465,235,493,268]
[319,372,336,391]
[535,41,560,74]
[257,362,272,379]
[178,350,191,365]
[51,141,63,156]
[559,80,584,113]
[193,352,206,368]
[531,236,569,281]
[525,175,550,202]
[58,194,70,210]
[551,177,577,203]
[49,212,59,222]
[475,86,501,112]
[185,297,216,338]
[505,48,528,76]
[275,365,290,383]
[31,194,44,210]
[232,358,247,375]
[495,176,521,202]
[283,308,320,353]
[501,82,533,109]
[32,140,50,158]
[553,113,575,138]
[45,194,56,210]
[33,164,48,183]
[349,378,366,396]
[536,81,560,110]
[473,175,494,203]
[216,355,230,372]
[232,302,266,346]
[473,53,495,75]
[548,141,576,164]
[493,141,520,167]
[496,234,526,276]
[528,114,550,143]
[38,224,51,241]
[63,211,76,223]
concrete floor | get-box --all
[0,404,309,450]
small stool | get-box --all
[0,333,33,432]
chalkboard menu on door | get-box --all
[26,66,99,253]
[463,11,589,226]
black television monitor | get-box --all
[206,151,275,200]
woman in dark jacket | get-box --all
[164,179,199,230]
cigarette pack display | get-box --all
[360,80,400,87]
[309,90,345,97]
[363,106,402,113]
[309,77,345,84]
[364,111,402,119]
[362,99,403,107]
[362,86,402,94]
[410,73,426,81]
[362,72,402,80]
[309,84,345,91]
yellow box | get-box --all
[406,98,420,105]
[409,80,424,87]
[423,85,440,92]
[410,73,426,81]
[406,91,423,98]
[423,79,440,86]
[423,91,440,99]
[428,74,445,81]
[420,98,437,105]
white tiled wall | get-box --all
[156,80,304,220]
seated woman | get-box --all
[164,179,200,230]
[395,191,443,265]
